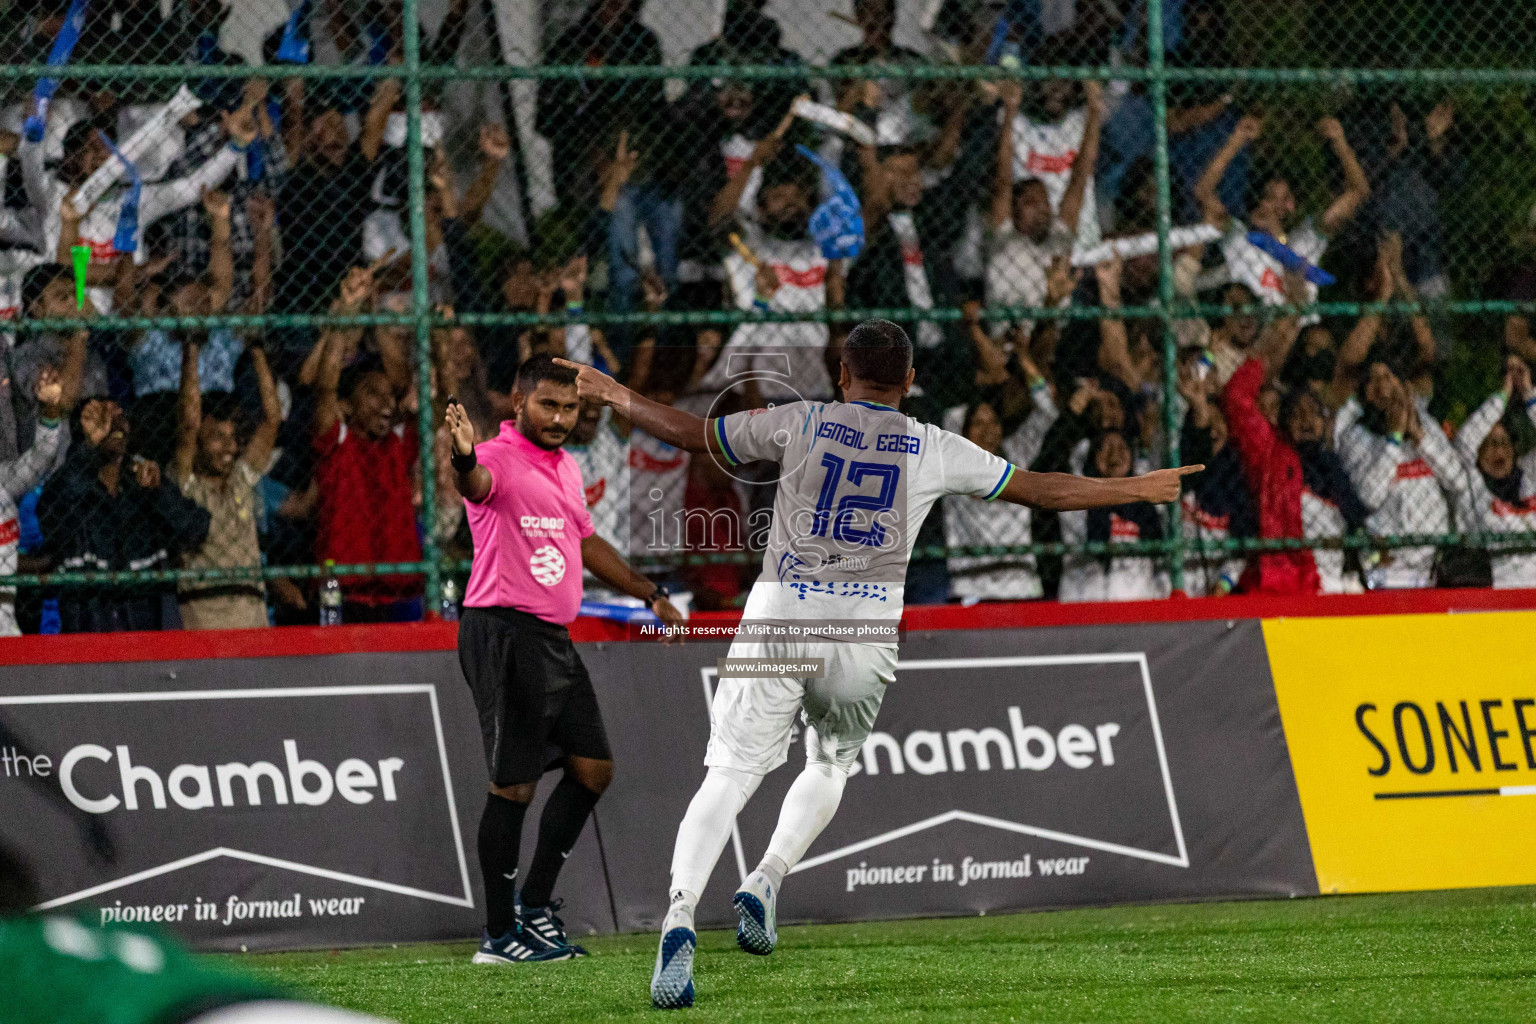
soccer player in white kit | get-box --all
[557,321,1200,1009]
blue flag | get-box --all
[984,0,1044,65]
[984,15,1012,65]
[24,0,91,143]
[795,144,864,261]
[1245,230,1336,287]
[276,0,311,64]
[97,130,142,254]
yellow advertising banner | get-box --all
[1264,611,1536,894]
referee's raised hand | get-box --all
[445,399,491,502]
[445,398,476,456]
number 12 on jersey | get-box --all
[811,453,901,547]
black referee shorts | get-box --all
[458,606,613,787]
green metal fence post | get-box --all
[404,0,442,616]
[1146,0,1185,594]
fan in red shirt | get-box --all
[311,266,423,621]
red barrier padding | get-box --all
[2,587,1536,667]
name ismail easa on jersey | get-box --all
[814,422,923,455]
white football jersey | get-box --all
[708,219,835,403]
[628,429,690,560]
[1221,217,1326,314]
[1009,107,1100,249]
[567,407,631,559]
[716,399,1012,643]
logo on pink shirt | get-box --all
[530,545,566,586]
[520,515,567,535]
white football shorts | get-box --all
[704,637,897,775]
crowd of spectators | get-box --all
[0,0,1532,634]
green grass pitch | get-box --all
[229,887,1536,1023]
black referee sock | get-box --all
[478,792,528,938]
[520,776,602,910]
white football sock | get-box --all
[668,766,762,902]
[763,762,848,872]
[663,888,698,933]
[755,853,789,892]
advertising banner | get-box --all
[584,619,1318,932]
[16,602,1479,948]
[0,647,611,950]
[1265,610,1536,894]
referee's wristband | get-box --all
[450,447,477,473]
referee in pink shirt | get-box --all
[446,354,684,965]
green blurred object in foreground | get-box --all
[0,914,276,1024]
[70,245,89,310]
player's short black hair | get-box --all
[515,353,578,393]
[842,319,913,387]
[22,262,76,315]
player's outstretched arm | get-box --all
[997,465,1204,511]
[555,358,717,456]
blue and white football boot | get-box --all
[471,925,575,964]
[650,902,697,1009]
[732,870,778,955]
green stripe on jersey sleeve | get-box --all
[984,464,1016,501]
[713,417,740,466]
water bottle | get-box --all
[440,577,460,622]
[319,560,343,626]
[1360,550,1387,591]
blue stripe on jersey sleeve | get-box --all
[984,463,1016,501]
[714,417,741,466]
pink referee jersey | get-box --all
[463,420,595,624]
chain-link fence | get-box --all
[0,0,1533,632]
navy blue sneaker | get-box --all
[518,898,588,957]
[471,926,574,964]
